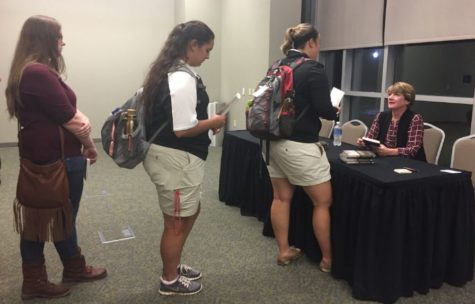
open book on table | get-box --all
[340,150,376,164]
[341,150,376,159]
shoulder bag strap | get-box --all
[17,120,23,158]
[58,126,65,161]
[17,118,65,160]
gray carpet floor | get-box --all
[0,145,474,304]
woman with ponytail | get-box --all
[142,20,225,296]
[268,23,338,273]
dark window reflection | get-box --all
[321,50,342,89]
[394,40,475,97]
[348,96,380,127]
[351,48,384,92]
[411,101,471,166]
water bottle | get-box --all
[333,121,342,146]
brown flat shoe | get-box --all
[277,247,302,266]
[319,260,332,273]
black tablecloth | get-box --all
[218,130,475,304]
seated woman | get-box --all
[356,82,426,161]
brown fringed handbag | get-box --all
[14,126,73,242]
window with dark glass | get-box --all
[351,47,384,92]
[411,101,472,166]
[320,50,343,89]
[393,40,475,98]
[348,96,380,128]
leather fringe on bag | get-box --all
[13,197,73,242]
[13,125,73,242]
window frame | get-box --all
[320,44,475,134]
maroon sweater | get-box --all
[19,64,82,162]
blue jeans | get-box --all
[20,156,85,263]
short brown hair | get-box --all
[387,82,416,106]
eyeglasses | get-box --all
[57,34,63,41]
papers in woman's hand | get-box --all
[362,137,381,147]
[440,169,462,174]
[330,87,345,107]
[217,93,241,115]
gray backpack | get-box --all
[101,64,196,169]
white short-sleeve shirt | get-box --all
[168,65,199,131]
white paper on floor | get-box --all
[84,189,111,199]
[98,225,136,244]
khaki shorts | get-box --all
[266,140,331,186]
[143,144,204,217]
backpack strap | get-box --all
[267,59,283,75]
[147,63,200,143]
[287,56,311,121]
[169,62,197,79]
[147,111,168,143]
[132,91,168,144]
[266,139,271,166]
[288,56,309,69]
[257,139,270,175]
[275,56,310,69]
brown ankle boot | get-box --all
[22,259,70,300]
[62,253,107,283]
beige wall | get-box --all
[0,0,175,143]
[0,0,301,143]
[176,0,222,103]
[221,0,271,130]
[269,0,302,64]
[221,0,301,130]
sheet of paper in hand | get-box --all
[330,87,345,107]
[217,93,241,115]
